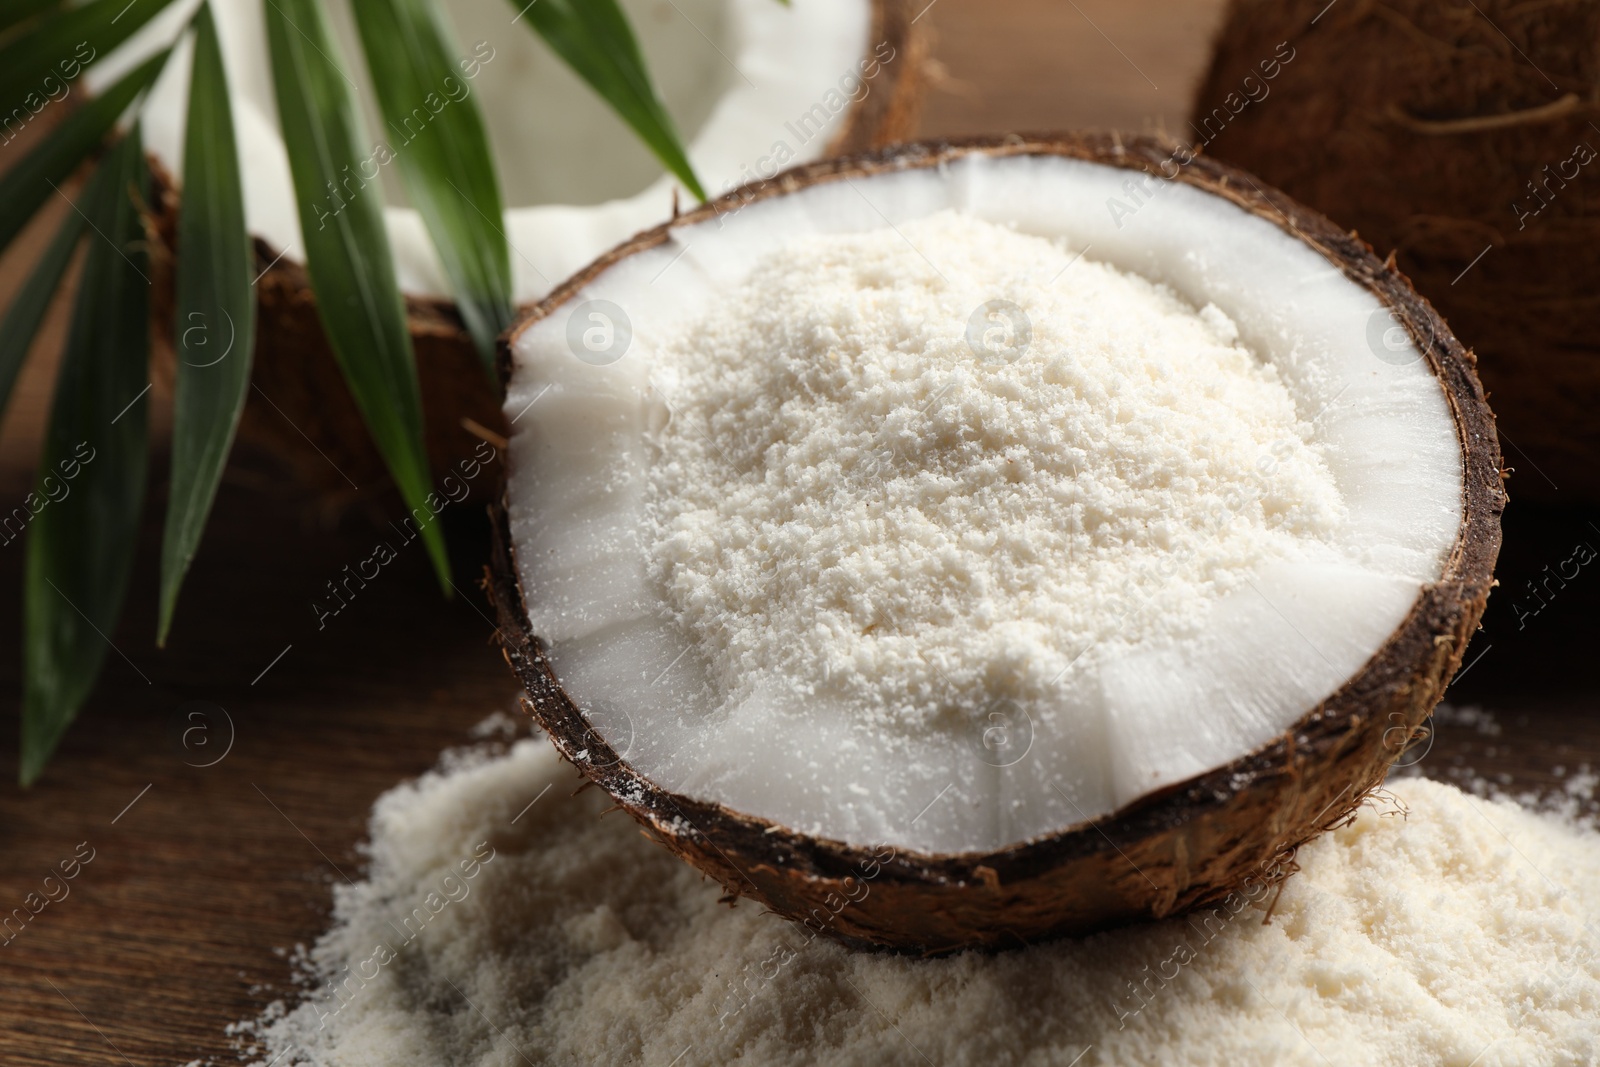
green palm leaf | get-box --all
[0,47,168,256]
[352,0,512,373]
[0,0,176,116]
[158,0,254,645]
[0,192,85,428]
[7,0,707,781]
[510,0,706,200]
[0,0,62,38]
[21,129,150,786]
[264,0,449,591]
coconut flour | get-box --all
[643,211,1344,728]
[236,720,1600,1067]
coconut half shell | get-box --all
[1195,0,1597,502]
[142,0,928,506]
[487,134,1505,953]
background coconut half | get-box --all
[1195,0,1598,503]
[93,0,925,505]
[487,134,1504,953]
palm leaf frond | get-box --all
[8,0,702,780]
[159,0,255,644]
[0,47,168,255]
[352,0,513,373]
[511,0,706,200]
[264,0,450,591]
[0,190,85,427]
[0,0,176,115]
[21,129,151,785]
[0,0,64,39]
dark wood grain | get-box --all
[2,1,1597,1063]
[0,469,518,1066]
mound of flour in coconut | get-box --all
[644,211,1344,727]
[237,733,1600,1067]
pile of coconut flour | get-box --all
[644,210,1344,727]
[235,726,1600,1067]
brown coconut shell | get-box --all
[145,0,928,509]
[1194,0,1599,502]
[486,134,1505,954]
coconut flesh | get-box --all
[494,139,1501,949]
[505,147,1463,848]
[90,0,883,306]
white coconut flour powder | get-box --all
[644,211,1344,727]
[237,726,1600,1067]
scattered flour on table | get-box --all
[643,211,1344,728]
[236,733,1600,1067]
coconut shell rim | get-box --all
[488,132,1505,945]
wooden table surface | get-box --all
[3,2,1598,1064]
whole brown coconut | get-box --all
[146,0,928,508]
[1194,0,1599,501]
[487,134,1505,954]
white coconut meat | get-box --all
[503,154,1464,855]
[88,0,873,302]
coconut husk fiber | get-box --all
[1195,0,1600,502]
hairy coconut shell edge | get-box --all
[486,134,1506,954]
[1192,0,1596,501]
